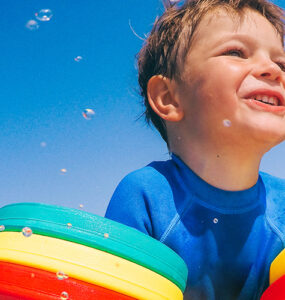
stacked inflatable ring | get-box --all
[0,202,188,300]
[261,249,285,299]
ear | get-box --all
[147,75,184,122]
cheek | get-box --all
[200,61,248,105]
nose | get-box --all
[253,56,284,84]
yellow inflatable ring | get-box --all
[270,248,285,285]
[0,232,183,300]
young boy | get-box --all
[105,0,285,299]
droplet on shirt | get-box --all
[223,119,232,127]
[0,225,5,232]
[26,20,39,31]
[60,291,69,300]
[22,227,33,237]
[35,9,53,22]
[213,218,219,224]
[82,109,95,120]
[57,271,69,280]
[74,56,83,62]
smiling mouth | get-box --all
[247,94,281,106]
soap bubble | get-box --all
[35,9,53,22]
[0,225,5,232]
[60,292,69,300]
[74,56,83,62]
[67,223,72,228]
[26,20,39,31]
[40,141,47,148]
[213,218,219,224]
[22,227,33,237]
[60,168,67,174]
[79,204,84,209]
[56,271,69,280]
[104,233,109,238]
[223,119,232,127]
[82,109,95,120]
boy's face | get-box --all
[176,8,285,148]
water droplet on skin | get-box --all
[60,291,69,300]
[104,233,109,238]
[35,9,53,22]
[213,218,219,224]
[74,56,83,62]
[0,225,5,232]
[82,109,95,120]
[22,227,33,237]
[56,271,69,280]
[223,119,232,127]
[26,20,39,31]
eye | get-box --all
[276,61,285,72]
[222,48,245,58]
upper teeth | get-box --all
[252,94,279,106]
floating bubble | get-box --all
[74,56,83,62]
[60,291,69,300]
[56,271,69,280]
[67,223,72,228]
[82,109,95,120]
[104,233,109,238]
[213,218,219,224]
[60,168,67,174]
[0,225,5,232]
[31,273,35,278]
[223,119,232,127]
[79,204,84,209]
[40,141,47,148]
[35,9,53,22]
[22,227,33,237]
[26,20,39,31]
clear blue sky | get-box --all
[0,0,284,216]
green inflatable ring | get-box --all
[0,202,187,292]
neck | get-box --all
[172,140,264,191]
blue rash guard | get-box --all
[105,154,285,300]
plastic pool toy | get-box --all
[260,274,285,300]
[0,202,188,300]
[260,248,285,299]
[0,261,135,300]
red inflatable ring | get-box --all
[0,261,136,300]
[261,274,285,300]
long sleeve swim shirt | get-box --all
[105,153,285,300]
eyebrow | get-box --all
[213,33,285,57]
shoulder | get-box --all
[118,160,174,192]
[260,171,285,244]
[260,171,285,194]
[105,160,177,236]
